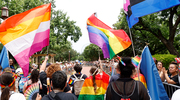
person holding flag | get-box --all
[106,57,150,100]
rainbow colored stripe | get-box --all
[117,55,126,66]
[175,58,180,63]
[68,78,74,85]
[133,73,147,89]
[87,14,131,59]
[78,71,109,100]
[132,56,141,68]
[0,4,51,76]
[24,83,39,100]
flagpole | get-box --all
[46,46,49,55]
[128,27,135,57]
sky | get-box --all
[55,0,124,53]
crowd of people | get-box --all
[0,56,179,100]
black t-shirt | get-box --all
[68,73,87,94]
[170,75,179,86]
[39,71,70,96]
[42,92,78,100]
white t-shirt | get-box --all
[0,91,26,100]
[9,93,26,100]
[171,89,180,100]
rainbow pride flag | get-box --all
[87,14,131,59]
[68,78,75,85]
[132,73,147,89]
[0,4,51,76]
[132,56,141,68]
[78,71,109,100]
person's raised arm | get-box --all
[163,68,177,84]
[159,67,165,82]
[99,57,103,73]
[40,56,48,73]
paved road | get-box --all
[81,66,91,77]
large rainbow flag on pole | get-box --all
[78,71,109,100]
[87,14,131,59]
[0,3,51,76]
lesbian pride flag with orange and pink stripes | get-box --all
[0,3,51,76]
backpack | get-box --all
[73,74,85,95]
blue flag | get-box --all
[0,46,9,69]
[124,0,180,28]
[140,46,169,100]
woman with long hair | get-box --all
[106,57,150,100]
[157,61,165,81]
[23,69,42,93]
[0,72,25,100]
[78,58,110,100]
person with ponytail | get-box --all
[0,72,25,100]
[78,57,110,100]
[106,57,150,100]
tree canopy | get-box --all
[114,6,180,57]
[0,0,82,61]
[82,44,104,61]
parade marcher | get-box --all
[39,56,71,97]
[23,69,42,93]
[106,57,150,100]
[68,64,87,98]
[78,57,110,100]
[41,71,77,100]
[0,72,26,100]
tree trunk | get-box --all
[162,40,179,57]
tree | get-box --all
[82,44,104,61]
[114,7,180,56]
[0,0,82,62]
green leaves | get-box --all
[82,44,104,61]
[114,7,180,56]
[0,0,82,61]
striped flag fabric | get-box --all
[78,71,109,100]
[0,46,9,69]
[87,14,131,59]
[68,78,75,85]
[140,46,169,100]
[132,56,141,68]
[124,0,180,28]
[132,73,147,89]
[0,3,51,76]
[175,58,180,63]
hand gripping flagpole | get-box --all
[128,27,136,57]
